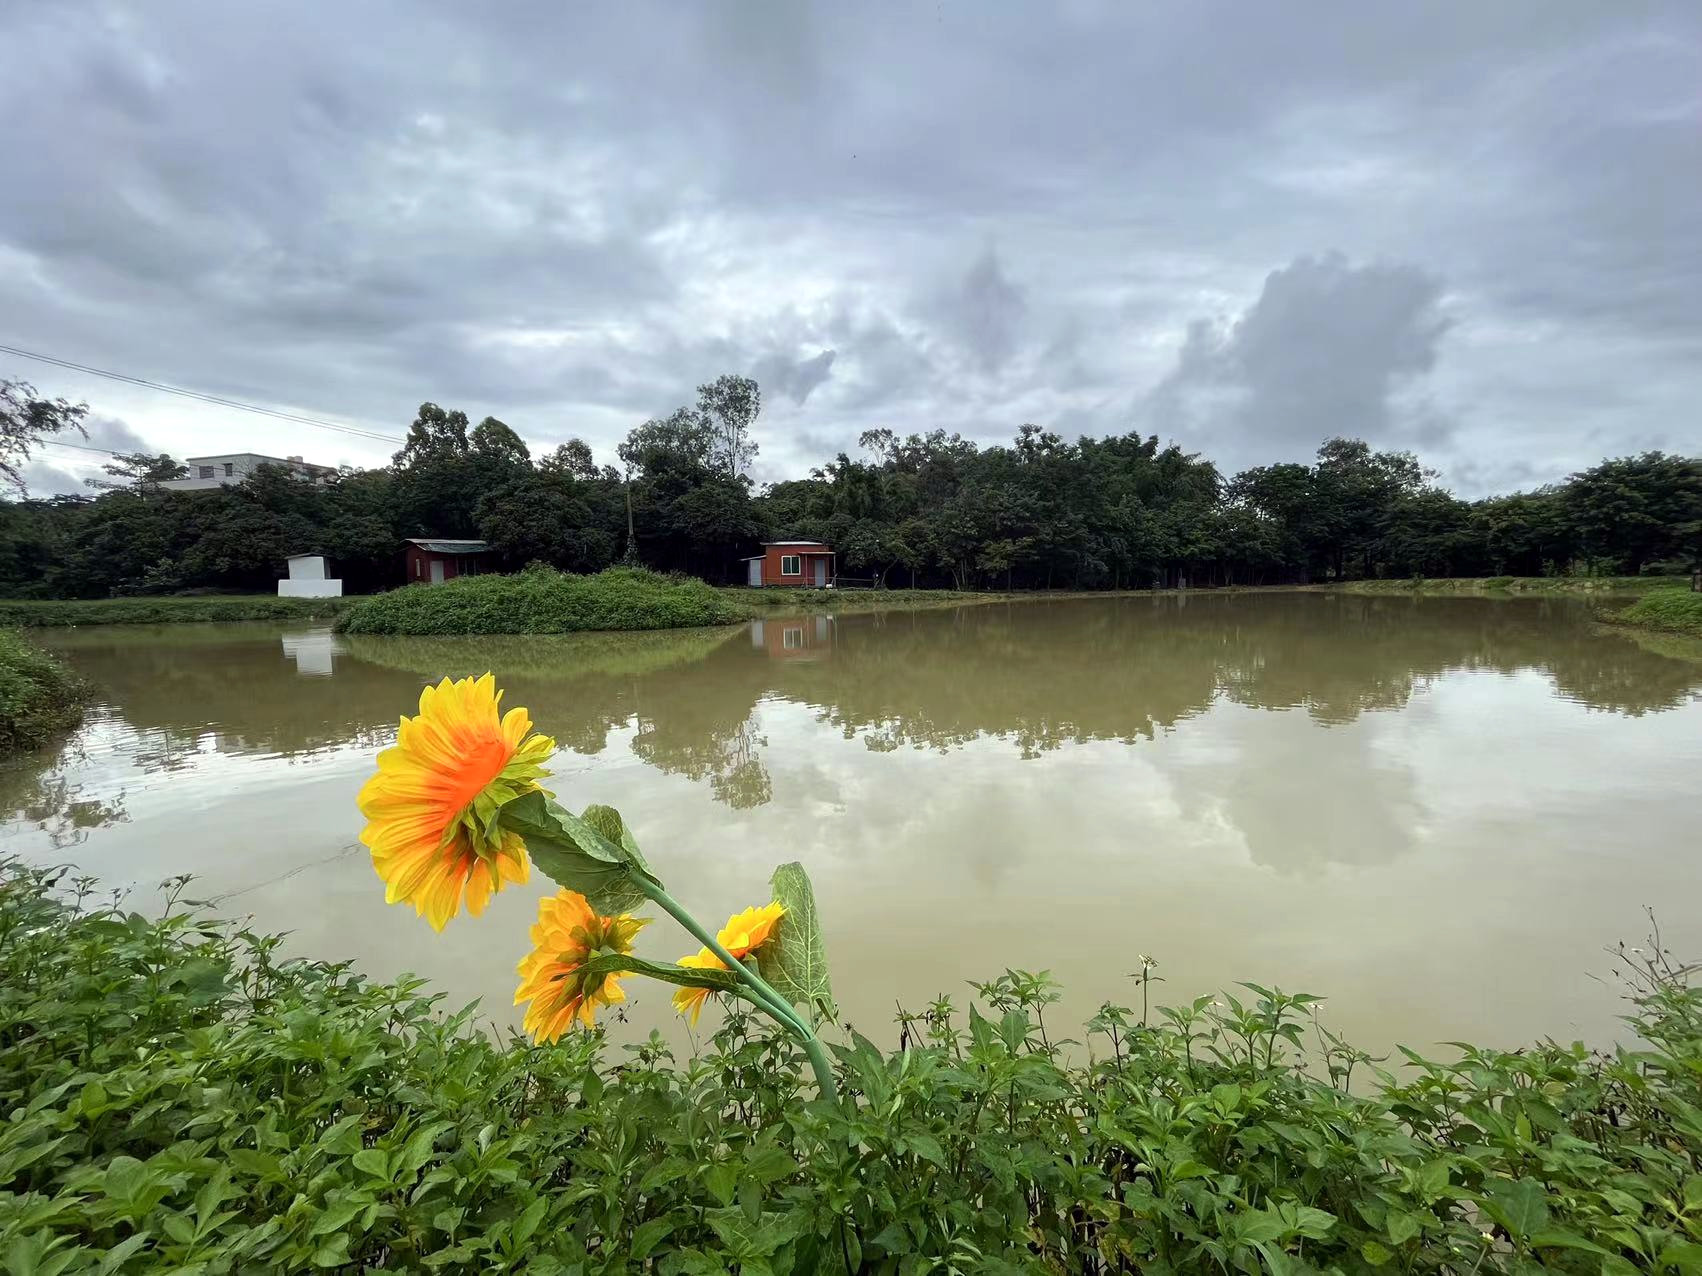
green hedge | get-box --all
[0,595,355,628]
[4,861,1701,1273]
[0,630,88,753]
[335,567,749,636]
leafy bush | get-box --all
[0,630,88,753]
[5,863,1702,1274]
[1600,587,1702,638]
[335,567,749,636]
[0,595,354,628]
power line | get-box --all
[0,343,405,446]
[42,439,126,458]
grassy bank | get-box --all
[5,862,1700,1274]
[0,631,89,753]
[721,585,1002,613]
[336,566,747,636]
[1330,575,1678,596]
[0,594,356,628]
[342,625,742,680]
[1597,586,1702,638]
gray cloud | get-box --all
[929,248,1028,375]
[1150,253,1454,470]
[752,349,836,405]
[19,459,84,497]
[0,1,1696,495]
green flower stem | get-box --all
[639,882,804,1033]
[643,881,839,1105]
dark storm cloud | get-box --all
[0,1,1697,493]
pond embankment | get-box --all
[0,629,89,753]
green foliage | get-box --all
[499,792,658,915]
[1600,587,1702,638]
[1,379,88,495]
[0,594,355,627]
[5,863,1702,1274]
[0,630,87,753]
[335,567,749,636]
[3,371,1696,599]
[759,863,837,1028]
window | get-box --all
[198,465,214,479]
[780,554,801,576]
[783,627,803,649]
[223,462,234,476]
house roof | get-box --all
[762,541,832,548]
[406,538,490,554]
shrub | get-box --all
[335,567,749,636]
[4,862,1702,1273]
[0,630,88,753]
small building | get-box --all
[740,541,836,588]
[279,553,343,598]
[158,452,338,492]
[404,538,492,585]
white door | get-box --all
[748,559,762,587]
[814,557,827,586]
[430,559,445,585]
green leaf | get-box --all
[583,803,656,878]
[1482,1177,1550,1240]
[701,1162,738,1207]
[581,952,742,993]
[631,1217,673,1261]
[1528,1230,1610,1256]
[756,861,836,1025]
[1360,1240,1393,1266]
[1385,1208,1421,1247]
[498,791,658,914]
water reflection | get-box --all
[0,726,130,851]
[32,597,1702,802]
[14,595,1702,1057]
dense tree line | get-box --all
[0,370,1696,598]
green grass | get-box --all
[341,624,743,680]
[719,585,1001,613]
[336,566,750,636]
[1597,586,1702,638]
[6,860,1702,1273]
[1331,575,1674,596]
[0,594,357,627]
[0,629,90,753]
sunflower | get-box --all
[358,673,554,930]
[514,890,650,1041]
[672,901,787,1026]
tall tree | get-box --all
[84,452,188,496]
[697,374,760,482]
[1,379,88,494]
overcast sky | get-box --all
[2,1,1698,498]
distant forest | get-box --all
[1,373,1697,598]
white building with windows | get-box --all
[157,453,338,491]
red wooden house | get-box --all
[404,538,493,585]
[740,541,836,588]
